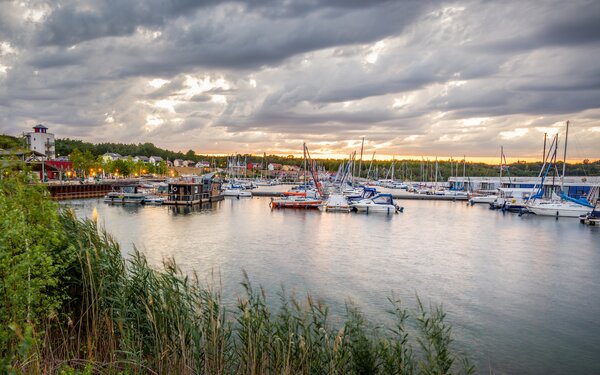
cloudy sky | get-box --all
[1,0,599,161]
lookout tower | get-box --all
[25,124,55,159]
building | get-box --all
[173,159,184,167]
[133,155,149,163]
[268,163,282,171]
[149,156,164,164]
[196,161,210,168]
[24,124,55,159]
[281,165,300,172]
[448,176,600,202]
[102,153,122,163]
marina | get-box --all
[66,192,600,375]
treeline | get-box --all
[56,138,600,179]
[2,135,597,179]
[0,134,24,150]
[56,138,197,162]
[0,170,474,374]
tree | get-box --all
[185,149,196,160]
[69,148,96,178]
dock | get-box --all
[251,190,468,201]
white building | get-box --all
[25,124,55,159]
[149,156,164,165]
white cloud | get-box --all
[499,128,529,140]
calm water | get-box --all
[65,189,600,374]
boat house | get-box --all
[165,173,223,205]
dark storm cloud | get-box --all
[36,0,223,46]
[109,0,432,77]
[479,2,600,53]
[1,0,600,158]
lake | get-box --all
[65,190,600,374]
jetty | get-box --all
[251,190,468,201]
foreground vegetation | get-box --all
[0,172,476,374]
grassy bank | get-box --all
[0,173,474,374]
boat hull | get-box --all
[223,189,252,197]
[104,193,146,204]
[470,195,497,204]
[526,204,592,218]
[270,199,323,209]
[352,204,398,214]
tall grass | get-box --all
[19,212,472,374]
[4,206,474,374]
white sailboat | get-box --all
[525,121,594,218]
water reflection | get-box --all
[66,196,600,375]
[168,202,215,215]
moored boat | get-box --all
[104,185,146,204]
[270,194,323,209]
[143,195,165,205]
[490,188,531,212]
[350,193,403,214]
[319,193,351,212]
[579,207,600,225]
[527,202,591,218]
[469,194,498,205]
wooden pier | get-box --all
[251,190,468,201]
[46,183,113,200]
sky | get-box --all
[1,0,599,162]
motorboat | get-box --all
[143,195,165,205]
[223,188,252,197]
[489,188,531,212]
[350,193,403,214]
[579,208,600,225]
[346,187,378,203]
[223,181,252,197]
[319,193,351,212]
[438,190,468,197]
[270,192,323,209]
[104,185,146,204]
[469,194,498,205]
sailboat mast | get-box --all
[358,137,365,179]
[303,142,307,187]
[434,157,438,186]
[561,120,569,191]
[500,146,503,180]
[542,133,547,163]
[366,151,375,180]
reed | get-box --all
[1,177,474,374]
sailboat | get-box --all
[525,121,594,218]
[470,148,507,205]
[270,143,324,209]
